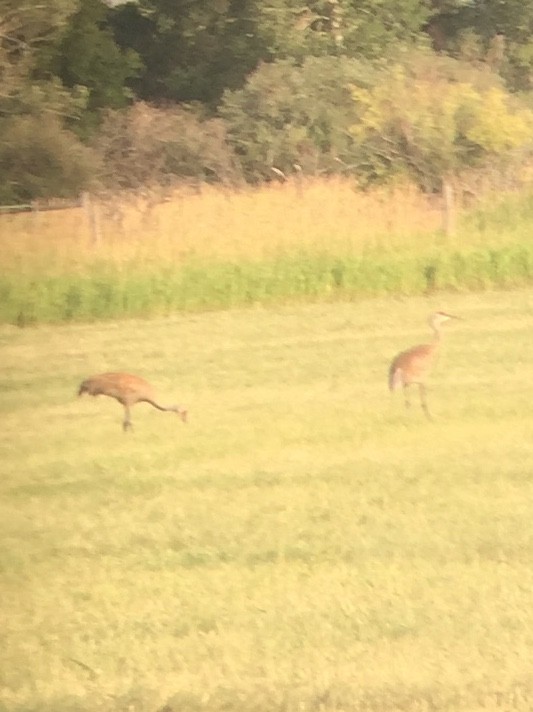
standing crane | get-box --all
[388,311,461,419]
[78,372,188,431]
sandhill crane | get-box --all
[78,372,188,432]
[388,311,461,419]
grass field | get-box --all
[4,179,533,325]
[0,179,443,325]
[2,290,533,711]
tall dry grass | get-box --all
[0,177,443,272]
[2,176,533,325]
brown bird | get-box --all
[78,372,188,431]
[388,311,461,419]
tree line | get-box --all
[2,0,533,203]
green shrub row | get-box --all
[3,245,533,326]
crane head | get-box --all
[172,405,188,423]
[429,311,461,329]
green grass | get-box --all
[4,188,533,326]
[3,244,533,326]
[2,291,533,711]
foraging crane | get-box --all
[388,311,460,419]
[78,372,188,431]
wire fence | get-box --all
[0,197,83,214]
[0,193,102,244]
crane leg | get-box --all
[123,405,133,432]
[418,384,432,420]
[403,384,411,410]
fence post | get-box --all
[82,192,102,247]
[442,178,456,238]
[31,199,39,233]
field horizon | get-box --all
[2,290,533,711]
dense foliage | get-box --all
[2,0,533,201]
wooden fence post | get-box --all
[82,192,102,247]
[31,199,39,233]
[442,178,456,238]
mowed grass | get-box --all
[2,290,533,711]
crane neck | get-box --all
[430,323,442,342]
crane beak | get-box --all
[442,312,462,320]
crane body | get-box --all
[78,372,187,431]
[388,312,460,419]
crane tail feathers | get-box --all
[389,365,404,392]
